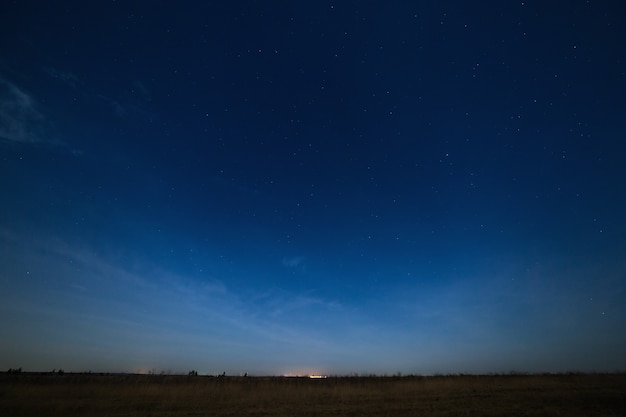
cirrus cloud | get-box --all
[0,78,45,144]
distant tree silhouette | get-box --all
[188,370,198,376]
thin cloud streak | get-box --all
[282,256,305,268]
[0,78,44,144]
[43,67,81,89]
[0,77,81,154]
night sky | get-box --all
[1,1,625,376]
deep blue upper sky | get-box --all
[1,1,625,376]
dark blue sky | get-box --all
[1,1,625,376]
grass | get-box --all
[1,373,625,416]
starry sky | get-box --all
[1,1,625,376]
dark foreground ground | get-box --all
[1,373,625,416]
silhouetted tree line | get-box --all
[6,368,64,375]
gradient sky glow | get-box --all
[1,1,625,376]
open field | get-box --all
[1,373,625,416]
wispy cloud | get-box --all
[0,77,80,154]
[43,67,81,89]
[44,67,153,122]
[0,229,363,373]
[96,94,128,117]
[282,256,305,268]
[0,78,45,144]
[250,287,342,319]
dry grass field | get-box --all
[1,372,625,416]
